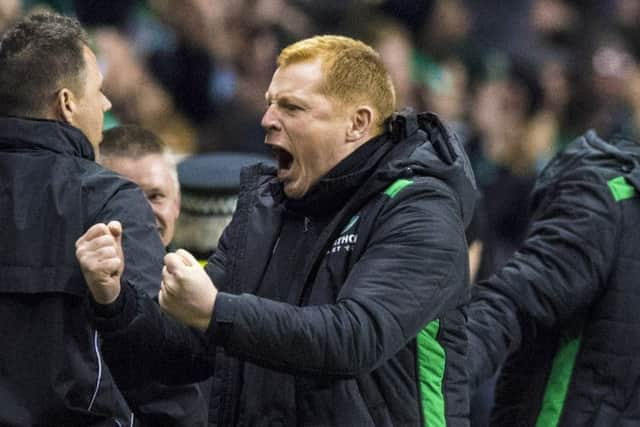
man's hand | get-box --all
[160,249,217,331]
[75,221,124,304]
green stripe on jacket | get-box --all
[417,319,446,427]
[535,335,581,427]
[384,179,414,198]
[607,176,636,202]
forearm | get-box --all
[209,285,463,378]
[466,175,619,386]
[466,284,522,389]
[209,293,382,377]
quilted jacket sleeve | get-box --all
[88,200,235,388]
[209,177,469,376]
[466,168,620,388]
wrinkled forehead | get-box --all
[105,152,172,171]
[265,60,325,100]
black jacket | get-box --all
[467,131,640,426]
[94,111,477,426]
[0,116,206,426]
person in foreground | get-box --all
[77,35,477,426]
[467,130,640,426]
[0,12,205,425]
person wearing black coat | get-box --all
[467,131,640,426]
[0,12,206,426]
[77,35,478,426]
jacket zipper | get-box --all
[89,329,135,426]
[88,329,102,412]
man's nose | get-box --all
[146,202,162,222]
[261,104,279,130]
[103,94,112,112]
[152,207,163,223]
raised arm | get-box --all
[76,221,215,388]
[162,179,469,377]
[467,170,619,388]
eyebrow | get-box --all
[143,186,165,194]
[266,94,307,107]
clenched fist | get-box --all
[160,249,217,331]
[75,221,124,304]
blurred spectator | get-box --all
[0,0,21,34]
[144,0,242,124]
[587,34,637,136]
[530,0,580,47]
[416,56,471,141]
[100,125,181,248]
[351,12,419,109]
[94,28,197,154]
[196,25,279,155]
[466,55,543,281]
[536,53,576,154]
[419,0,471,61]
[612,0,640,58]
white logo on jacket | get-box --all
[328,215,359,254]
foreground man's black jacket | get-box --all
[468,131,640,426]
[0,117,206,426]
[94,111,478,426]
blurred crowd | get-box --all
[3,0,640,271]
[4,0,639,424]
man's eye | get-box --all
[283,103,301,111]
[147,193,164,202]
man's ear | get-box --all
[174,187,182,219]
[55,88,76,124]
[346,106,374,142]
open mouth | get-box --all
[271,146,294,172]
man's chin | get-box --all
[283,182,306,199]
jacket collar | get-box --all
[283,133,391,219]
[0,116,95,161]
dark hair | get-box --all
[0,12,89,117]
[101,125,166,158]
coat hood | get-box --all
[535,130,640,199]
[377,109,478,227]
